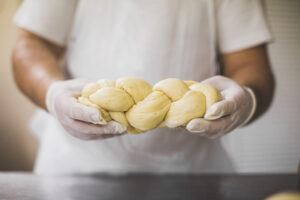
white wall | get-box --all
[223,0,300,173]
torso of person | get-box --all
[34,0,235,174]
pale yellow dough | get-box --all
[265,192,300,200]
[78,77,222,134]
[165,90,206,128]
[126,91,171,131]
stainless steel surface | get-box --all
[0,173,299,200]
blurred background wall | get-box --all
[0,0,38,171]
[0,0,299,172]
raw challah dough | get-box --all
[78,77,222,134]
[265,192,300,200]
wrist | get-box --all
[240,87,257,127]
[42,75,65,110]
[45,81,64,115]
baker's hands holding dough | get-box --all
[78,77,224,134]
[46,79,126,140]
[186,76,256,139]
[57,76,256,139]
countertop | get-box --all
[0,173,299,200]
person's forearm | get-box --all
[228,63,275,123]
[12,30,65,109]
[222,46,275,124]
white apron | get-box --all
[15,0,272,174]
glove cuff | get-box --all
[46,81,63,116]
[240,87,257,127]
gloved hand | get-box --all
[186,76,257,139]
[46,79,126,140]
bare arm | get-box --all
[222,44,275,124]
[12,30,66,109]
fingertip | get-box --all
[204,104,223,120]
[70,100,105,124]
[90,113,107,125]
[106,121,127,134]
[205,100,236,120]
[186,118,206,133]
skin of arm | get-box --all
[12,29,65,110]
[221,44,275,124]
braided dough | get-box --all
[78,77,222,134]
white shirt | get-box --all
[14,0,272,174]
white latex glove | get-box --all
[186,76,257,139]
[46,79,126,140]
